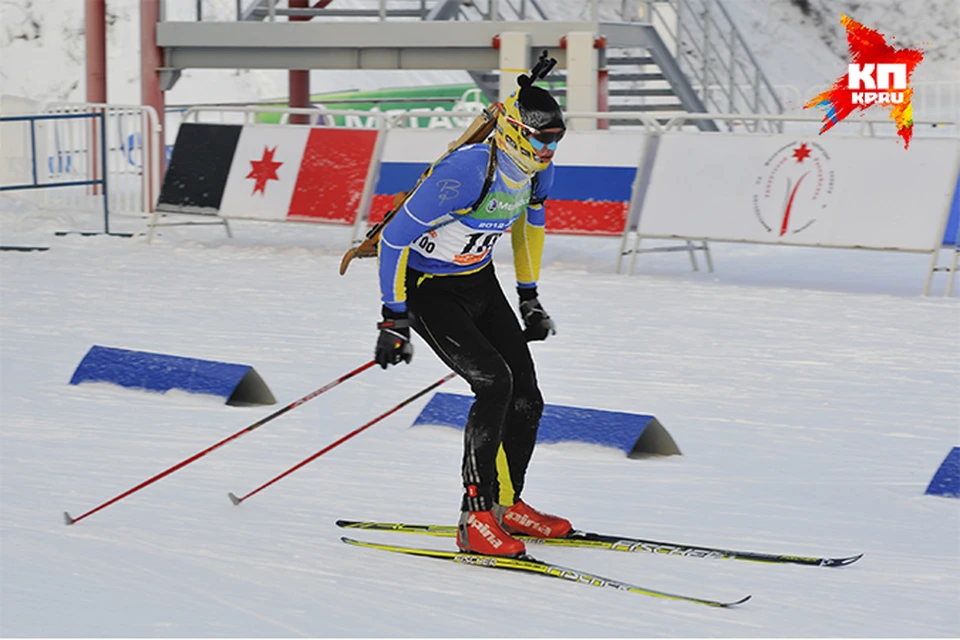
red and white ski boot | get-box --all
[499,500,573,538]
[457,510,526,556]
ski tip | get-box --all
[335,519,355,528]
[227,492,241,506]
[823,553,863,567]
[63,511,74,526]
[341,537,376,549]
[724,595,752,607]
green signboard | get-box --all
[257,84,491,129]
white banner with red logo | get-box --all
[216,125,379,224]
[219,126,310,221]
[638,134,960,252]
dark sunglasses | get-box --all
[506,116,566,150]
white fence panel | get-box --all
[40,103,161,215]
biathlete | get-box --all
[373,74,572,556]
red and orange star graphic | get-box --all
[247,146,282,195]
[803,15,923,148]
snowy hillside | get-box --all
[699,0,956,84]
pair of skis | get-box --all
[338,519,862,608]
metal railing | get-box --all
[180,97,491,129]
[240,0,551,22]
[40,103,162,216]
[0,112,110,232]
[659,112,959,139]
[642,0,784,130]
[798,79,960,124]
[436,0,550,21]
[241,0,431,21]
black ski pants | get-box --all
[405,264,544,512]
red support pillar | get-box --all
[597,67,609,130]
[596,37,609,131]
[85,0,106,195]
[85,0,107,103]
[141,0,167,201]
[289,0,311,125]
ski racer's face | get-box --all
[506,116,565,164]
[528,127,564,163]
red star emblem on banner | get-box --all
[247,146,282,195]
[792,143,812,163]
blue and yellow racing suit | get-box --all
[377,142,554,512]
[378,142,553,313]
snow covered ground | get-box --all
[1,203,958,637]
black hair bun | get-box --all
[516,74,532,88]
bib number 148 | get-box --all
[462,231,502,254]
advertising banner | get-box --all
[372,129,649,236]
[639,134,960,252]
[218,125,311,221]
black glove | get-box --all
[375,306,414,369]
[518,287,556,342]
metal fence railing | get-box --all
[0,112,110,232]
[39,103,162,217]
[643,0,784,130]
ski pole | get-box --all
[228,371,457,505]
[64,359,378,525]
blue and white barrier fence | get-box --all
[0,112,110,231]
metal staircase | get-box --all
[448,0,783,128]
[639,0,784,130]
[235,0,781,128]
[425,0,697,120]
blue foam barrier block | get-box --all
[69,345,275,406]
[925,447,960,498]
[412,392,680,458]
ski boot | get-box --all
[457,510,526,556]
[498,500,573,538]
